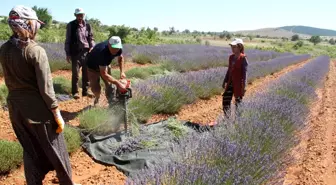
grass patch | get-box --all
[132,53,158,64]
[140,140,158,148]
[63,125,82,154]
[0,84,8,106]
[49,61,71,73]
[128,97,158,123]
[0,140,23,174]
[166,118,188,138]
[53,77,71,95]
[125,65,167,79]
[79,107,124,135]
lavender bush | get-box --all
[129,54,310,121]
[127,56,330,185]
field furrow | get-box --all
[284,61,336,185]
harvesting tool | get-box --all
[116,79,132,135]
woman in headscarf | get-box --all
[222,38,248,117]
[0,5,77,185]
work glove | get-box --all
[52,108,65,133]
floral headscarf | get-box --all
[7,6,43,49]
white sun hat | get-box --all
[74,8,85,15]
[109,36,123,49]
[229,38,244,46]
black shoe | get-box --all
[73,93,80,100]
[82,92,94,98]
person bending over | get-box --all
[86,36,127,106]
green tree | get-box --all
[86,18,102,30]
[0,23,12,40]
[291,34,299,41]
[282,37,289,41]
[329,38,335,45]
[183,29,190,34]
[247,34,253,41]
[293,41,304,49]
[108,25,131,43]
[32,6,52,29]
[0,16,8,24]
[309,35,322,45]
[226,33,232,40]
[169,27,175,35]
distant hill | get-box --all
[234,26,336,38]
[280,26,336,36]
[233,28,310,38]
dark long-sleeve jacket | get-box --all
[64,20,95,56]
[223,53,249,97]
[0,40,58,124]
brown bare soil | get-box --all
[283,61,336,185]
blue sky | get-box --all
[0,0,335,32]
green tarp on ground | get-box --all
[82,119,212,175]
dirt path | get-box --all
[284,61,336,185]
[148,59,311,124]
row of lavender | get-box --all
[0,41,293,75]
[128,56,330,184]
[129,54,310,122]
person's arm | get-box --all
[32,46,58,110]
[31,46,65,133]
[242,57,249,89]
[223,58,231,88]
[118,55,125,79]
[64,23,71,57]
[87,24,95,50]
[99,65,125,90]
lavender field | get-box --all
[127,56,330,185]
[1,39,327,185]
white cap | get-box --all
[229,38,244,46]
[9,5,44,24]
[74,8,85,15]
[109,36,123,49]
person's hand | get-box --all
[120,72,126,79]
[66,56,71,63]
[222,82,227,89]
[89,47,93,53]
[117,79,130,93]
[117,80,127,93]
[52,108,65,133]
